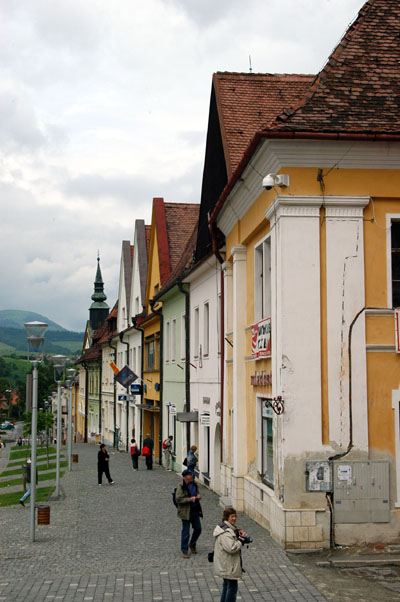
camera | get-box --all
[239,534,253,545]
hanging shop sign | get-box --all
[251,317,271,358]
[200,413,211,426]
[250,370,272,387]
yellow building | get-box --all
[139,198,199,460]
[209,0,400,548]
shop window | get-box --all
[261,404,274,488]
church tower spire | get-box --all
[89,255,109,330]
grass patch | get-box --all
[0,471,63,488]
[1,461,67,478]
[7,455,58,467]
[9,447,56,460]
[0,486,54,507]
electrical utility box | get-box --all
[305,461,332,492]
[333,461,390,523]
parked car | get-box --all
[0,423,15,430]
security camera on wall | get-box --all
[262,173,290,190]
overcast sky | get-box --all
[0,0,365,332]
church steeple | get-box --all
[89,255,109,330]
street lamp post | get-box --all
[24,321,48,543]
[52,355,68,498]
[66,369,77,472]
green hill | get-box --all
[0,310,67,331]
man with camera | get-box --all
[175,469,203,558]
[213,507,250,602]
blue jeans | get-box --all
[220,579,238,602]
[20,488,31,503]
[181,511,202,553]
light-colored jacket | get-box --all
[213,521,243,580]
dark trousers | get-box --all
[131,454,139,469]
[220,579,238,602]
[98,464,112,484]
[181,510,202,553]
[145,454,153,470]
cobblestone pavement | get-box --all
[0,443,328,602]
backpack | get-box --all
[162,439,168,449]
[172,487,178,507]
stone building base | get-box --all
[220,464,330,549]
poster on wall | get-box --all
[251,317,271,359]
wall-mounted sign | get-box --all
[169,403,176,415]
[251,371,272,387]
[130,383,143,395]
[251,317,271,359]
[395,309,400,353]
[200,413,210,426]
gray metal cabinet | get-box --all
[333,461,389,523]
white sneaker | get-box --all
[109,481,115,485]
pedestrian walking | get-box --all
[97,443,115,485]
[163,435,173,471]
[19,458,38,507]
[17,437,23,447]
[176,469,203,558]
[130,438,140,470]
[185,445,198,476]
[142,433,154,470]
[213,507,249,602]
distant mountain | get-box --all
[0,310,67,331]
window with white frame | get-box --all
[217,293,221,355]
[194,307,199,357]
[261,402,274,488]
[171,318,176,362]
[135,296,140,315]
[165,321,170,362]
[180,314,186,360]
[391,221,400,307]
[203,302,209,356]
[133,347,137,373]
[254,236,271,321]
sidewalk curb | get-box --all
[317,558,400,568]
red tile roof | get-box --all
[275,0,400,134]
[214,72,314,176]
[164,203,200,274]
[159,223,198,294]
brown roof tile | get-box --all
[214,72,314,176]
[164,203,200,273]
[275,0,400,134]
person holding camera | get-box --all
[176,469,203,558]
[213,507,250,602]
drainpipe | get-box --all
[149,299,163,465]
[208,214,225,462]
[82,361,89,443]
[119,331,130,452]
[99,355,102,440]
[132,316,145,448]
[108,338,118,449]
[178,281,191,454]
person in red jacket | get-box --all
[130,439,140,470]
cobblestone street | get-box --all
[0,443,328,602]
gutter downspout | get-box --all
[132,316,145,448]
[82,361,89,444]
[119,331,130,452]
[99,356,102,440]
[149,299,163,465]
[208,214,225,462]
[178,281,191,454]
[108,338,118,449]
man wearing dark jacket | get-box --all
[97,443,114,485]
[143,433,154,470]
[176,469,202,558]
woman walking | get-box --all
[130,439,140,470]
[97,443,115,485]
